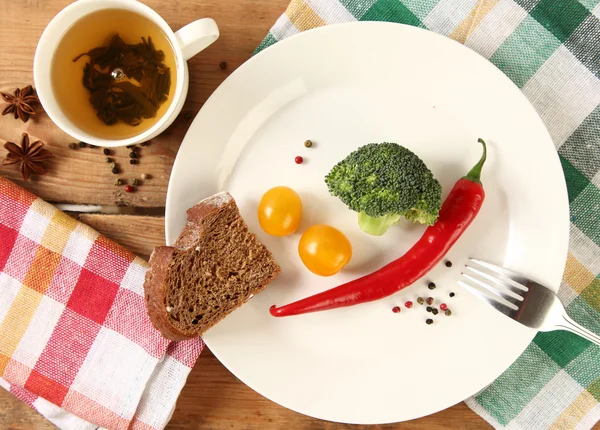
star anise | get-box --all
[1,85,39,123]
[2,133,54,180]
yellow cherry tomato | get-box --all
[298,225,352,276]
[258,186,303,236]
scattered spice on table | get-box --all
[78,141,87,148]
[426,319,433,325]
[428,282,436,290]
[392,306,401,313]
[68,142,78,150]
[124,185,134,193]
[426,306,432,313]
[417,297,424,305]
[426,297,434,305]
[111,166,119,174]
[445,260,453,267]
[129,152,138,159]
[105,157,113,163]
[130,159,138,165]
[2,133,54,180]
[432,308,439,315]
[440,303,448,311]
[295,156,303,164]
[404,301,413,309]
[131,178,139,186]
[103,148,111,155]
[449,292,455,298]
[139,141,150,147]
[114,179,122,186]
[1,85,39,122]
[304,139,313,148]
[219,61,228,70]
[141,173,150,180]
[445,309,452,316]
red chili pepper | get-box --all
[270,139,487,317]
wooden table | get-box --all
[0,1,488,428]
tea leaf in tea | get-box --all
[75,34,171,126]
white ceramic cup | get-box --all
[34,0,219,147]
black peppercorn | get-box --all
[449,292,456,298]
[78,141,86,148]
[130,159,138,165]
[445,261,453,268]
[103,148,111,155]
[105,157,113,163]
[432,308,439,315]
[69,142,77,149]
[129,152,138,159]
[219,61,228,70]
[428,282,436,290]
[426,319,433,325]
[111,167,119,174]
[426,306,432,312]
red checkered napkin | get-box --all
[0,176,203,429]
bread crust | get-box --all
[144,246,193,340]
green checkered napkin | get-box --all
[256,0,600,428]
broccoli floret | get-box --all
[325,142,442,236]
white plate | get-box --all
[165,22,569,424]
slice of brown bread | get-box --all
[144,192,281,340]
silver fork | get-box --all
[458,259,600,346]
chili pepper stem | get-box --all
[464,138,487,184]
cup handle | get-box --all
[175,18,219,61]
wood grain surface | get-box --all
[0,1,490,429]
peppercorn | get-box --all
[426,306,432,312]
[445,260,453,268]
[130,159,138,165]
[404,301,413,309]
[304,139,313,148]
[139,141,149,147]
[129,152,137,159]
[131,178,139,186]
[124,185,134,193]
[426,319,433,325]
[69,142,77,150]
[449,292,455,298]
[110,162,116,170]
[295,156,303,164]
[103,148,111,155]
[428,282,436,290]
[432,308,439,315]
[105,157,113,163]
[111,167,119,174]
[114,179,122,186]
[392,306,401,313]
[219,61,228,70]
[416,297,424,305]
[141,173,150,180]
[78,141,86,148]
[426,297,434,305]
[445,309,452,316]
[440,303,448,311]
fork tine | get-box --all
[465,266,526,297]
[461,273,521,307]
[469,259,529,291]
[457,281,516,317]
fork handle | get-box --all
[557,313,600,346]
